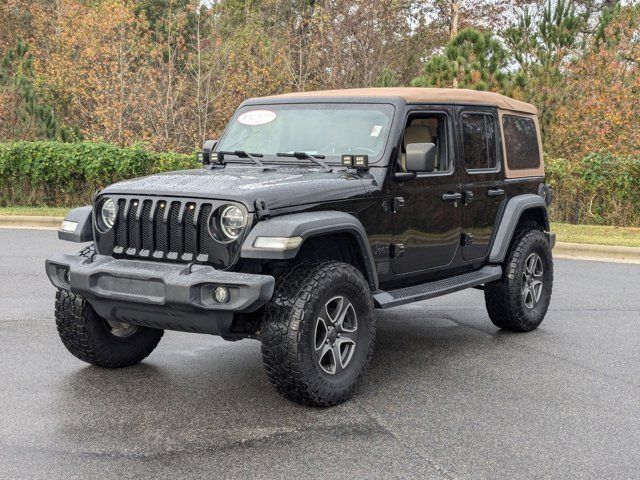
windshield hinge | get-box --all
[392,196,405,213]
[255,198,271,221]
[390,243,405,258]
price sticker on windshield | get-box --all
[238,110,277,126]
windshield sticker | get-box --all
[238,110,277,126]
[370,125,383,137]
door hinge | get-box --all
[392,196,405,213]
[461,233,474,246]
[254,198,271,220]
[390,243,405,258]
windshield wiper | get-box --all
[217,150,266,168]
[276,151,330,171]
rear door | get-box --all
[457,107,505,261]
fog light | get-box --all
[213,286,229,303]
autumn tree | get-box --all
[142,0,196,150]
[547,5,640,159]
[424,0,517,38]
[326,0,422,88]
[38,1,156,146]
[0,0,38,52]
[188,7,230,146]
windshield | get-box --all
[216,103,395,164]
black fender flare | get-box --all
[58,206,93,243]
[241,211,378,290]
[489,194,549,263]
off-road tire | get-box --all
[485,229,553,332]
[260,261,375,406]
[54,243,164,368]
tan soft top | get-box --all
[263,87,537,115]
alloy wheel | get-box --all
[522,252,544,309]
[314,296,358,375]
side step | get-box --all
[373,265,502,309]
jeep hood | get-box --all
[99,166,369,211]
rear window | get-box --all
[502,115,541,170]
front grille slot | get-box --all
[154,202,168,253]
[141,200,153,252]
[198,204,212,255]
[115,200,127,247]
[127,200,140,251]
[184,204,196,254]
[168,202,182,254]
[110,197,217,262]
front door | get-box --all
[456,107,505,261]
[391,109,462,275]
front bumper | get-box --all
[45,254,274,335]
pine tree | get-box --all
[505,0,582,140]
[0,39,78,141]
[411,28,508,91]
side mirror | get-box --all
[198,139,218,165]
[405,143,436,173]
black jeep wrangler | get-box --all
[46,87,554,406]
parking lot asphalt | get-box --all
[1,228,639,480]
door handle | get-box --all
[442,192,463,202]
[487,188,505,197]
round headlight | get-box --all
[219,205,246,240]
[99,197,116,232]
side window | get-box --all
[502,115,541,170]
[400,113,449,173]
[461,112,497,171]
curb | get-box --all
[553,242,640,263]
[1,215,639,263]
[0,215,64,228]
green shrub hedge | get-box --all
[0,142,196,206]
[547,154,640,227]
[1,142,639,227]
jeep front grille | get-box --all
[95,196,243,267]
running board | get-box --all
[373,265,502,309]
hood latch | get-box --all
[255,198,271,221]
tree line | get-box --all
[0,0,638,161]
